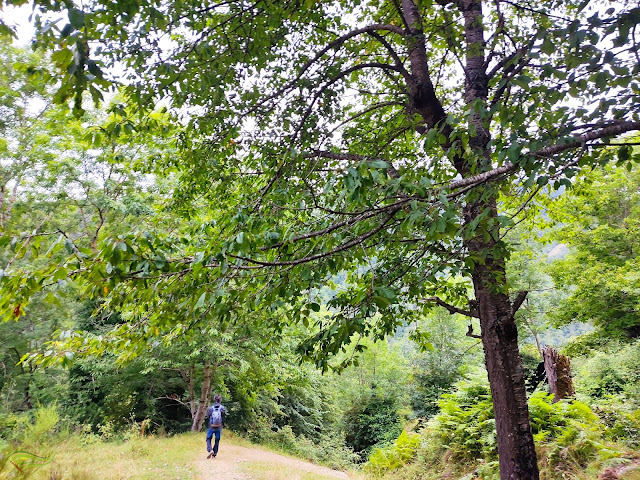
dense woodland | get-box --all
[0,0,640,479]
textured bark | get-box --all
[399,1,539,478]
[458,1,539,478]
[468,240,539,480]
[190,361,213,432]
[543,346,575,402]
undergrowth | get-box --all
[0,405,196,479]
[246,421,359,469]
[365,373,640,480]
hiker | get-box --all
[205,393,227,458]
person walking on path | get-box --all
[205,394,227,458]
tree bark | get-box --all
[543,346,575,402]
[468,239,539,479]
[190,361,213,432]
[400,0,539,477]
[457,1,540,478]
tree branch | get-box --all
[511,290,528,314]
[532,121,640,158]
[366,31,412,84]
[448,121,640,191]
[325,101,407,138]
[304,150,400,178]
[230,209,400,267]
[246,24,406,115]
[255,62,406,211]
[421,296,479,318]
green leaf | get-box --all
[69,8,85,29]
[618,145,631,162]
[195,292,206,310]
[367,160,389,169]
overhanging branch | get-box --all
[449,120,640,191]
[421,296,479,318]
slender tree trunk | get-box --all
[187,365,196,418]
[191,361,213,432]
[458,0,539,477]
[533,329,543,357]
[0,184,5,228]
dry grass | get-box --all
[620,466,640,480]
[243,461,346,480]
[26,432,202,480]
[2,430,360,480]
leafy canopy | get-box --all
[0,0,639,369]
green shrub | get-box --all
[573,340,640,407]
[433,375,497,461]
[528,392,600,443]
[246,423,358,469]
[343,390,403,460]
[593,399,640,448]
[423,375,630,479]
[365,430,421,476]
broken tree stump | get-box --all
[542,346,575,402]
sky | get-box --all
[1,3,36,46]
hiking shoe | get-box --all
[207,451,213,459]
[213,453,217,458]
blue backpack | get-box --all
[209,405,223,428]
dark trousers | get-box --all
[206,427,222,454]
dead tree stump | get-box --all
[543,346,575,402]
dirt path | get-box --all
[195,443,352,480]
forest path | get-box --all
[194,441,352,480]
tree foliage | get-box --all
[1,1,640,478]
[548,164,640,341]
[343,388,403,460]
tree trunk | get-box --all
[462,182,539,480]
[190,361,213,432]
[471,261,539,479]
[458,0,539,477]
[543,346,575,402]
[400,0,539,477]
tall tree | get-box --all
[2,1,640,479]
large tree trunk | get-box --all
[190,361,213,432]
[470,247,539,479]
[400,0,540,477]
[458,0,539,477]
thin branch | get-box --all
[500,0,572,22]
[324,101,406,138]
[245,23,406,115]
[229,209,399,267]
[421,296,479,318]
[304,150,400,178]
[366,31,412,83]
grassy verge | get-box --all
[7,432,202,480]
